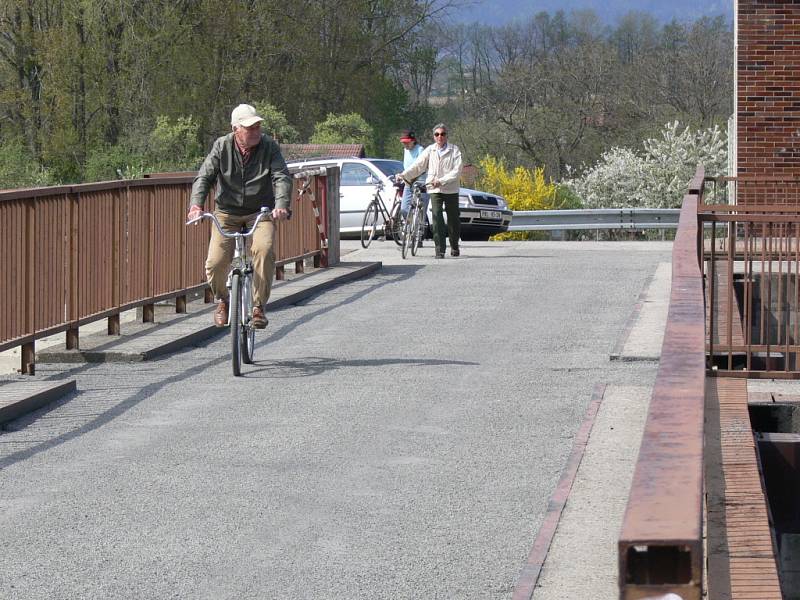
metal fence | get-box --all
[700,175,800,377]
[0,171,332,374]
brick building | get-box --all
[736,0,800,202]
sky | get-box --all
[449,0,733,26]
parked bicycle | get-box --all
[402,181,428,259]
[361,175,403,249]
[186,207,279,376]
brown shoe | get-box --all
[214,301,228,327]
[252,306,268,329]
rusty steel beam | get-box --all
[618,167,707,599]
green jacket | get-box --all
[190,133,292,215]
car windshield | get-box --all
[368,159,404,177]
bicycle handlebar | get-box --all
[186,207,290,237]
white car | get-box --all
[287,157,512,240]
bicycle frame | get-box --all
[186,208,271,375]
[361,180,403,248]
[371,182,400,229]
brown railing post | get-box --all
[22,198,35,374]
[108,315,120,335]
[142,304,155,323]
[21,342,35,375]
[66,190,79,349]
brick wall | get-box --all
[738,1,800,203]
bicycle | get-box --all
[361,176,403,249]
[186,207,275,376]
[401,181,428,259]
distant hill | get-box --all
[449,0,733,26]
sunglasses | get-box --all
[434,131,447,137]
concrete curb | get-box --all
[38,262,382,364]
[511,383,606,599]
[0,380,77,426]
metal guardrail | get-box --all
[509,208,680,231]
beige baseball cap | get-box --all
[230,104,264,128]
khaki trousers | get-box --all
[205,210,276,308]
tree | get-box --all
[566,121,727,208]
[252,101,300,144]
[310,113,374,151]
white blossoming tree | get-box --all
[567,121,727,208]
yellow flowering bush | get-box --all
[477,156,570,240]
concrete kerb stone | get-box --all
[0,380,77,427]
[36,261,382,364]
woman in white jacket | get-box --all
[400,123,463,258]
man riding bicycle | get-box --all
[186,103,291,329]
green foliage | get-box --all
[310,113,374,153]
[0,138,54,189]
[83,115,202,181]
[252,101,301,144]
[146,116,203,172]
[83,144,146,181]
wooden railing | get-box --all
[618,166,707,599]
[1,171,333,374]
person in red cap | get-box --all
[399,129,428,247]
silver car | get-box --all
[287,157,512,240]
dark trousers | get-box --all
[430,193,460,253]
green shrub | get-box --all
[0,139,54,189]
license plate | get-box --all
[480,210,502,219]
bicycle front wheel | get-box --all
[361,202,379,248]
[240,274,255,364]
[230,273,243,376]
[401,209,413,259]
[410,206,423,257]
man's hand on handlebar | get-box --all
[187,204,203,224]
[272,207,290,222]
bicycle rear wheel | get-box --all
[230,273,243,376]
[390,202,404,246]
[361,202,379,248]
[240,274,255,364]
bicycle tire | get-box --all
[410,206,422,257]
[390,201,403,246]
[240,274,255,364]
[230,272,242,376]
[361,202,379,248]
[401,210,412,259]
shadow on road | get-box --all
[244,356,478,378]
[0,264,423,470]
